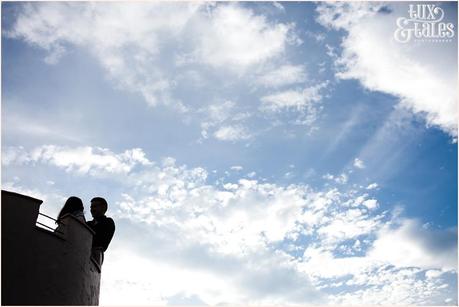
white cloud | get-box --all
[362,198,378,210]
[204,101,236,124]
[109,156,455,282]
[316,2,458,138]
[199,101,253,142]
[213,125,252,141]
[353,158,365,169]
[259,81,328,129]
[7,2,295,109]
[4,145,456,305]
[256,64,307,88]
[272,2,285,12]
[366,183,379,190]
[261,82,327,112]
[100,248,235,305]
[316,2,381,30]
[335,173,348,184]
[368,218,457,271]
[2,145,152,175]
[5,3,327,142]
[327,265,454,305]
[299,216,457,305]
[2,146,30,165]
[6,2,203,108]
[425,269,443,279]
[323,173,348,185]
[195,4,294,72]
[322,173,333,180]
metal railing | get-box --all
[36,212,64,234]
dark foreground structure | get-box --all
[1,190,101,305]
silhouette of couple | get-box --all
[56,196,115,265]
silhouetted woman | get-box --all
[56,196,86,227]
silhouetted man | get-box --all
[86,197,115,265]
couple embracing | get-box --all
[57,196,115,265]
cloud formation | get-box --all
[260,81,329,128]
[213,125,252,141]
[2,145,151,175]
[6,2,200,107]
[316,2,458,138]
[3,145,456,304]
[353,158,365,169]
[6,2,296,109]
[3,3,457,304]
[255,64,307,88]
[193,4,294,72]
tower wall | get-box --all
[1,190,101,305]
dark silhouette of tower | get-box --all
[1,190,101,305]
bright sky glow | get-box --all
[2,2,458,305]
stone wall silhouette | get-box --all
[1,190,101,305]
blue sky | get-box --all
[2,1,458,305]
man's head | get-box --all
[90,197,108,218]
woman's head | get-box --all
[58,196,84,221]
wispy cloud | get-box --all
[6,2,202,107]
[2,102,90,144]
[198,101,253,142]
[261,82,327,112]
[260,81,329,129]
[323,173,348,185]
[213,125,252,141]
[6,2,296,109]
[255,64,307,88]
[2,145,152,175]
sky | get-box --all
[1,1,458,305]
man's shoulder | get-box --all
[104,216,114,222]
[102,216,115,227]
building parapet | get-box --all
[1,190,101,305]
